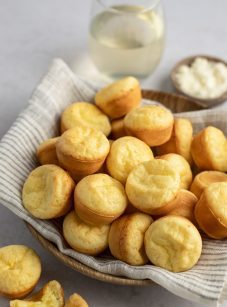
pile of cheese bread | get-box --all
[22,76,227,274]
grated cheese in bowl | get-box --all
[175,57,227,99]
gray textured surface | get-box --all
[0,1,227,306]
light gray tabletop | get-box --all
[0,1,227,306]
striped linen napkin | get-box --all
[0,58,227,306]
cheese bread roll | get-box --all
[63,211,110,255]
[61,102,111,136]
[0,245,41,299]
[144,216,202,272]
[195,182,227,239]
[109,213,153,265]
[126,159,181,215]
[95,77,141,119]
[156,118,193,164]
[56,126,110,179]
[124,105,174,146]
[107,136,154,184]
[23,165,75,219]
[191,126,227,172]
[74,174,128,225]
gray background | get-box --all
[0,0,227,306]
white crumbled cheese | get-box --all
[175,57,227,99]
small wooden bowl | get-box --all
[26,90,201,286]
[171,55,227,108]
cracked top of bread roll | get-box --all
[124,105,173,130]
[75,173,127,216]
[0,245,41,298]
[106,136,154,184]
[144,216,202,272]
[56,126,110,161]
[61,102,111,136]
[22,165,75,219]
[157,153,192,190]
[125,159,180,214]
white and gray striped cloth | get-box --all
[0,59,227,306]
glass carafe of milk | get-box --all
[89,0,165,79]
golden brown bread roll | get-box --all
[36,137,59,165]
[61,102,111,136]
[10,280,64,307]
[22,165,75,219]
[56,126,110,179]
[63,211,110,255]
[0,245,41,299]
[95,77,141,119]
[144,216,202,272]
[191,126,227,172]
[156,118,193,164]
[194,182,227,239]
[190,170,227,198]
[125,159,181,215]
[109,213,153,265]
[74,173,128,225]
[124,105,174,146]
[106,136,154,184]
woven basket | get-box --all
[26,90,201,286]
